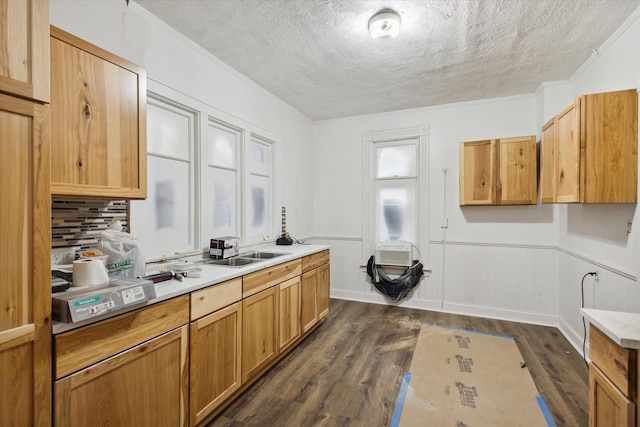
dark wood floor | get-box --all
[208,299,589,427]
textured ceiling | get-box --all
[133,0,640,120]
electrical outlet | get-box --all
[51,247,77,267]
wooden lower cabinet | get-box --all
[301,269,319,333]
[55,326,189,426]
[317,263,330,320]
[590,363,635,427]
[190,302,242,426]
[278,277,301,352]
[50,251,330,425]
[588,324,638,427]
[242,286,278,382]
[301,257,330,334]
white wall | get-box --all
[49,0,315,240]
[51,0,640,352]
[312,95,560,325]
[312,7,640,347]
[556,9,640,350]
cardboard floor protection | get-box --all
[395,324,554,427]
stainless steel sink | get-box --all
[240,251,289,259]
[201,257,264,267]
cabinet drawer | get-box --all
[191,278,242,321]
[242,259,301,298]
[54,295,189,379]
[590,325,637,399]
[302,250,330,273]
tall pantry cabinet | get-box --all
[0,0,52,425]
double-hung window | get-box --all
[363,126,429,262]
[204,125,275,245]
[131,93,197,258]
[245,134,274,244]
[206,118,242,239]
[132,82,278,260]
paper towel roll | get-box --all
[72,258,109,287]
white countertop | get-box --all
[52,243,329,334]
[581,308,640,350]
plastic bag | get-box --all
[97,221,145,278]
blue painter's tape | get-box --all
[421,323,514,339]
[536,395,557,427]
[390,372,411,427]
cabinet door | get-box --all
[0,0,49,102]
[50,26,147,199]
[301,269,319,333]
[55,326,188,427]
[498,136,537,205]
[190,302,242,426]
[459,139,497,205]
[242,287,278,382]
[279,277,301,352]
[581,90,638,203]
[317,263,330,320]
[540,118,557,203]
[589,363,635,427]
[556,100,580,203]
[1,329,35,426]
[0,94,51,426]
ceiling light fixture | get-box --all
[368,9,401,39]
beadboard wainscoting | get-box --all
[558,249,639,357]
[313,237,559,323]
[313,236,640,355]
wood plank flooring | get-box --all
[208,299,589,427]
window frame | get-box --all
[130,79,280,261]
[131,91,199,259]
[243,132,276,245]
[362,126,430,265]
[205,116,244,240]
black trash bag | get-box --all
[366,256,424,303]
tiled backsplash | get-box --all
[52,200,129,250]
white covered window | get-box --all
[363,126,429,262]
[244,134,274,243]
[375,143,417,242]
[131,94,197,258]
[131,81,279,260]
[206,118,241,238]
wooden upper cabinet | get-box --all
[540,89,638,204]
[459,139,497,205]
[50,26,147,199]
[0,0,50,103]
[498,136,538,205]
[459,136,537,206]
[540,118,557,203]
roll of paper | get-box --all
[72,258,109,287]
